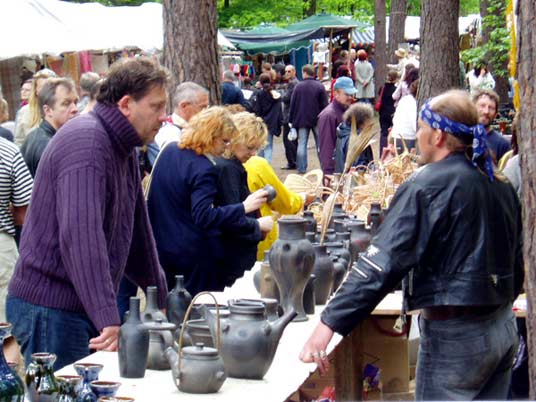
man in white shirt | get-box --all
[154,82,209,150]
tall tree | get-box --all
[388,0,406,64]
[517,1,536,398]
[163,0,221,105]
[374,0,387,102]
[417,0,460,106]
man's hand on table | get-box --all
[89,326,120,351]
[299,321,334,375]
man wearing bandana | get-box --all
[300,90,523,400]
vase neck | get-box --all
[146,286,158,310]
[278,218,306,240]
[128,297,142,322]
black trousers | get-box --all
[379,112,393,157]
[282,124,297,168]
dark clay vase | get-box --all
[303,275,316,315]
[325,241,352,271]
[269,215,315,322]
[335,232,352,259]
[55,376,81,402]
[204,302,297,380]
[166,275,192,328]
[0,323,24,402]
[118,297,149,378]
[25,353,59,402]
[73,363,103,402]
[333,219,349,234]
[331,257,347,295]
[305,232,316,243]
[142,286,167,323]
[302,211,317,233]
[312,244,334,305]
[258,251,279,301]
[367,202,384,235]
[329,204,347,229]
[347,221,372,262]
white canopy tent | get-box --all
[0,0,234,60]
[385,14,481,41]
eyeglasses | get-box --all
[285,70,293,73]
[222,138,232,146]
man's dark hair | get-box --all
[38,78,76,117]
[97,57,169,106]
[302,64,315,77]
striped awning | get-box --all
[352,28,375,45]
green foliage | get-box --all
[461,0,509,78]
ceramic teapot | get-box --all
[204,299,297,379]
[145,319,176,370]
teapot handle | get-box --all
[177,291,222,374]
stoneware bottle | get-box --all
[166,275,192,328]
[25,353,59,402]
[367,202,384,234]
[141,286,167,323]
[346,221,372,262]
[302,210,317,233]
[312,244,334,305]
[118,297,149,378]
[269,215,315,322]
[0,322,24,402]
[331,256,347,295]
[73,362,103,402]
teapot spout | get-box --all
[269,309,297,346]
[164,347,179,387]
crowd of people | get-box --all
[0,41,524,400]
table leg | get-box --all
[334,322,364,401]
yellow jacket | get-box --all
[244,156,304,260]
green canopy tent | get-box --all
[286,12,363,76]
[223,25,313,55]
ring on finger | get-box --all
[313,352,320,359]
[319,350,327,359]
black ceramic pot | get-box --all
[302,211,317,233]
[312,244,334,305]
[118,297,149,378]
[166,275,192,328]
[25,353,59,402]
[269,216,315,322]
[142,286,167,323]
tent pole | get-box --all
[348,28,353,78]
[328,28,333,79]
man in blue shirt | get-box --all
[473,89,510,163]
[221,70,246,107]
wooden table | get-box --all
[56,267,410,401]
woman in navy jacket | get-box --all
[147,107,268,295]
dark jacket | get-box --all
[147,144,256,295]
[322,153,523,336]
[281,78,299,125]
[486,129,511,163]
[251,89,282,137]
[289,77,328,129]
[222,81,246,107]
[378,83,396,116]
[20,120,56,177]
[214,157,261,286]
[317,99,346,175]
[334,122,373,173]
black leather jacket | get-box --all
[20,120,56,178]
[322,153,524,336]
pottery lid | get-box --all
[145,318,176,331]
[182,343,219,358]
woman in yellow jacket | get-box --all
[244,155,307,260]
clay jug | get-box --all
[166,275,192,328]
[312,244,334,305]
[331,257,347,294]
[231,298,279,322]
[303,274,316,315]
[333,219,349,234]
[141,286,167,323]
[25,353,59,402]
[74,363,103,402]
[0,323,24,402]
[329,203,347,229]
[258,251,279,301]
[305,232,316,243]
[347,221,372,262]
[145,319,176,370]
[302,211,317,233]
[204,301,297,379]
[269,215,315,322]
[118,297,149,378]
[335,232,352,261]
[55,376,81,402]
[324,241,351,271]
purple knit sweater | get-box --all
[9,103,167,330]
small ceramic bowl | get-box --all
[90,381,121,399]
[98,397,135,402]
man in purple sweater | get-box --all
[7,57,169,370]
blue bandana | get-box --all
[419,101,494,181]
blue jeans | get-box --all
[6,295,99,371]
[297,126,318,173]
[257,132,274,163]
[416,303,518,400]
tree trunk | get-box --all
[374,0,387,100]
[304,0,316,17]
[163,0,221,106]
[224,0,230,8]
[517,2,536,398]
[388,0,406,64]
[417,0,460,106]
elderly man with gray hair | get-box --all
[154,82,209,150]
